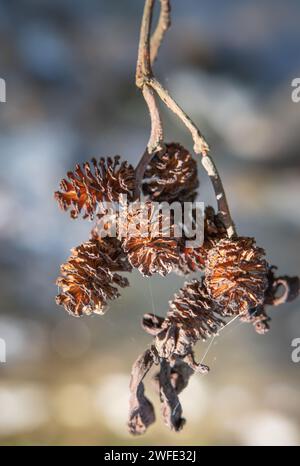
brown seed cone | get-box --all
[155,279,225,359]
[205,237,269,315]
[56,236,131,317]
[55,156,136,220]
[142,143,199,203]
[124,237,181,277]
[177,206,226,274]
[122,201,182,276]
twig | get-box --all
[135,0,236,237]
[134,88,164,198]
[150,0,171,64]
[135,0,164,197]
[142,86,164,153]
[149,77,209,155]
[136,0,171,86]
[201,155,236,237]
[136,0,153,88]
[148,77,236,237]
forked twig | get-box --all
[135,0,236,237]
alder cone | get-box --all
[56,236,131,317]
[205,237,268,314]
[178,206,226,274]
[142,143,198,203]
[155,279,225,358]
[122,201,182,276]
[55,156,136,220]
[124,236,180,277]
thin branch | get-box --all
[135,0,164,198]
[150,0,171,64]
[134,87,164,197]
[134,88,164,198]
[135,0,236,236]
[142,85,164,152]
[149,77,209,154]
[149,77,236,237]
[201,155,236,237]
[136,0,153,88]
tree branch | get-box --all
[149,77,235,236]
[135,0,164,198]
[149,77,209,154]
[135,0,236,237]
[136,0,153,88]
[150,0,171,64]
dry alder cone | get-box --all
[56,236,131,317]
[124,236,180,277]
[178,206,226,274]
[205,237,269,314]
[142,143,199,203]
[55,156,136,220]
[155,279,225,359]
[122,202,182,276]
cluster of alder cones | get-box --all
[54,142,299,435]
[54,0,299,436]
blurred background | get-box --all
[0,0,299,446]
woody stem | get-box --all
[135,0,236,236]
[148,77,235,236]
[134,0,165,198]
